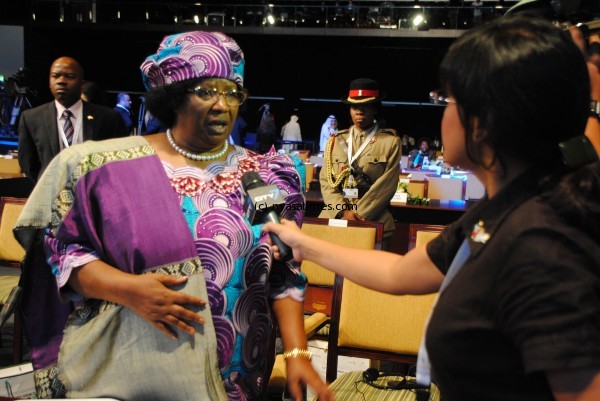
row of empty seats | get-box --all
[401,173,485,201]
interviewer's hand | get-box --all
[122,274,207,340]
[263,219,306,262]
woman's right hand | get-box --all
[69,261,207,340]
[121,273,207,340]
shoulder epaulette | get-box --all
[333,129,349,137]
[380,128,398,136]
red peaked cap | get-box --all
[342,78,387,105]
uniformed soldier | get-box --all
[319,78,401,249]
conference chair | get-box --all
[300,217,383,317]
[317,225,445,401]
[268,218,384,399]
[0,197,27,364]
[406,180,428,199]
[407,224,445,251]
[426,176,465,200]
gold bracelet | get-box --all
[283,348,312,361]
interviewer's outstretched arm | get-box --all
[263,219,444,295]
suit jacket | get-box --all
[319,127,401,237]
[114,105,134,134]
[18,101,128,182]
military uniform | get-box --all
[319,126,401,238]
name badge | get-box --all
[343,188,358,199]
[391,192,408,204]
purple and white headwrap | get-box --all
[141,31,244,90]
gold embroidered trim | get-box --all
[346,96,376,104]
[325,136,350,189]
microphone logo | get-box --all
[254,188,280,203]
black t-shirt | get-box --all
[425,171,600,401]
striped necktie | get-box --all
[62,109,74,146]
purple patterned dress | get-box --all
[39,142,306,400]
[163,146,307,400]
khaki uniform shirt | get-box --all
[319,126,401,236]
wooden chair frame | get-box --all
[300,219,390,383]
[406,179,429,199]
[269,218,383,399]
[325,223,443,384]
[425,176,466,201]
[407,224,445,251]
[326,274,420,383]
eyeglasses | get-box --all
[189,87,246,107]
[429,89,456,106]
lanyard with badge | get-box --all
[343,124,377,199]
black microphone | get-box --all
[241,171,293,261]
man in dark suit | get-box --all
[18,57,127,182]
[114,92,134,134]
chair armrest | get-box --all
[268,354,287,397]
[304,312,328,339]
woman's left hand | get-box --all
[285,357,334,401]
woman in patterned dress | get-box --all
[15,31,332,401]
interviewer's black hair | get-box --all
[440,15,599,234]
[440,15,589,168]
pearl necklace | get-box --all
[166,129,229,161]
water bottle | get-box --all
[423,156,430,169]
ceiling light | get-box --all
[412,14,424,27]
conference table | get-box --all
[304,189,476,255]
